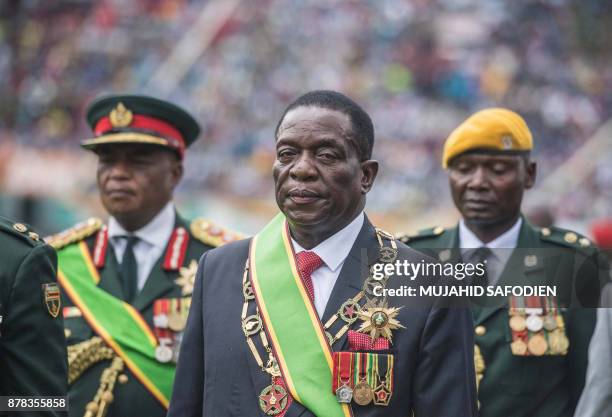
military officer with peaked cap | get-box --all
[400,108,609,417]
[46,95,241,417]
[0,216,67,417]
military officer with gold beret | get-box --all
[0,217,67,417]
[400,108,609,417]
[46,95,242,417]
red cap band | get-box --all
[94,114,186,155]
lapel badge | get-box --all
[109,102,133,127]
[356,300,405,343]
[438,249,451,262]
[175,259,198,296]
[524,255,538,268]
[379,247,398,263]
[42,283,61,318]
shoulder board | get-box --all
[0,216,44,247]
[45,218,103,250]
[190,218,245,248]
[396,226,446,244]
[539,226,593,250]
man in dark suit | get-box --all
[0,217,67,417]
[47,95,241,417]
[401,108,608,417]
[169,90,477,417]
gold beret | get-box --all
[442,108,533,168]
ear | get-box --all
[360,160,379,194]
[170,158,184,188]
[524,160,536,189]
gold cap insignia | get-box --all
[13,223,27,233]
[433,226,444,235]
[579,238,590,247]
[501,134,514,149]
[42,283,61,318]
[109,102,133,128]
[541,227,551,237]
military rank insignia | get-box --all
[508,296,569,356]
[332,352,394,407]
[153,298,191,363]
[42,283,61,318]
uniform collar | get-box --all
[291,211,365,272]
[459,217,522,264]
[107,201,176,250]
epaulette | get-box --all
[190,218,245,247]
[0,216,43,246]
[45,218,103,250]
[539,226,593,251]
[396,226,446,244]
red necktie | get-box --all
[296,251,323,302]
[273,251,322,416]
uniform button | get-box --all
[475,326,486,336]
[64,328,72,338]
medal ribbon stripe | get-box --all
[250,213,352,417]
[57,242,174,408]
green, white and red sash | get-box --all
[57,242,174,408]
[250,213,352,417]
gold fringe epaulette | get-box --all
[45,218,103,250]
[190,218,245,248]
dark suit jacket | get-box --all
[406,218,609,417]
[60,215,215,417]
[169,218,477,417]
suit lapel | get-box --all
[322,218,381,351]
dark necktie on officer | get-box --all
[473,246,492,288]
[120,236,139,302]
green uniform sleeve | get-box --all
[0,244,68,417]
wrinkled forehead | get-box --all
[277,106,352,140]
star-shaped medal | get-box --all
[174,260,198,296]
[259,384,287,415]
[356,300,405,342]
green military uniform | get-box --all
[44,94,243,417]
[0,216,67,417]
[401,218,607,417]
[47,216,241,417]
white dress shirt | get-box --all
[291,212,365,318]
[459,217,522,285]
[108,201,176,292]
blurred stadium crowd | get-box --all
[0,0,611,234]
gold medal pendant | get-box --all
[548,331,569,355]
[509,315,526,332]
[510,339,528,355]
[259,384,288,416]
[527,334,548,356]
[167,312,185,332]
[353,381,374,406]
